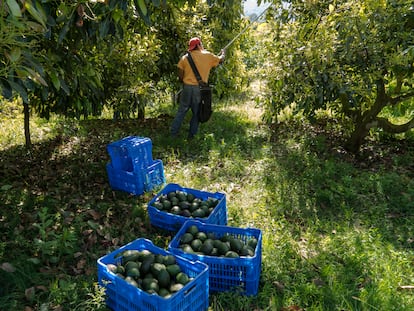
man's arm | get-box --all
[178,68,184,82]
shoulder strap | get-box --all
[186,52,203,85]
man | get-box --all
[171,37,225,139]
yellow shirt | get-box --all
[177,50,221,85]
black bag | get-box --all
[187,53,213,123]
[198,83,212,123]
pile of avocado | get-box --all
[152,190,219,218]
[177,224,258,258]
[107,249,192,298]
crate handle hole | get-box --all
[184,283,197,297]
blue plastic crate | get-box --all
[143,160,166,191]
[147,183,227,232]
[168,220,262,296]
[107,136,153,172]
[106,160,165,195]
[97,238,209,311]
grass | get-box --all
[0,92,413,311]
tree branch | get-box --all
[373,116,414,133]
[390,91,414,105]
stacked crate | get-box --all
[97,238,209,311]
[147,183,227,232]
[100,138,262,310]
[147,183,262,296]
[168,220,262,296]
[106,136,165,195]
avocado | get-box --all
[158,287,170,297]
[180,232,194,244]
[126,267,141,278]
[192,208,205,218]
[225,251,240,258]
[125,276,139,287]
[200,240,214,255]
[121,249,140,262]
[186,193,195,202]
[169,283,184,293]
[247,237,258,249]
[230,238,244,253]
[176,272,190,285]
[167,191,176,200]
[151,262,166,277]
[140,254,155,275]
[190,239,203,252]
[187,225,199,236]
[166,264,181,277]
[157,269,171,288]
[163,255,176,266]
[195,231,208,242]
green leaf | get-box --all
[49,71,61,90]
[24,67,48,86]
[112,9,123,23]
[99,18,110,38]
[8,80,29,103]
[1,184,13,191]
[58,22,70,44]
[27,258,41,265]
[136,0,147,16]
[8,47,22,63]
[1,81,13,99]
[25,0,47,29]
[26,21,46,32]
[60,79,70,95]
[134,0,151,25]
[6,0,22,17]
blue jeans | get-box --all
[171,84,201,138]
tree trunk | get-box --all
[344,79,389,154]
[138,106,145,120]
[23,101,31,149]
[344,122,370,154]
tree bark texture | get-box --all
[23,101,31,149]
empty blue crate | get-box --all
[106,160,165,195]
[107,136,153,172]
[147,183,227,232]
[97,238,209,311]
[168,220,262,296]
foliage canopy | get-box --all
[1,0,247,147]
[264,0,414,153]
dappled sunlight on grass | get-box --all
[1,92,413,310]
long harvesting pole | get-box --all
[221,4,271,51]
[173,4,271,103]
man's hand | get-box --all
[219,49,226,63]
[178,68,184,82]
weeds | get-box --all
[0,96,413,310]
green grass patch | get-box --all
[1,96,413,310]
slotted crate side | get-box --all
[147,183,227,232]
[97,238,209,311]
[144,160,166,191]
[106,160,165,195]
[168,220,262,296]
[107,136,153,172]
[106,163,145,195]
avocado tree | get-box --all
[151,0,249,98]
[1,0,247,148]
[264,0,414,153]
[1,0,160,147]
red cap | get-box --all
[188,37,201,51]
